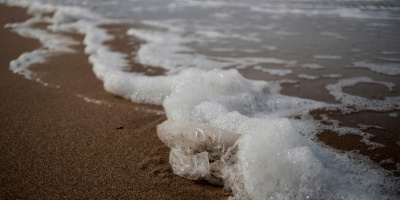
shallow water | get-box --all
[3,0,400,199]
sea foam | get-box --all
[5,7,78,85]
[352,61,400,76]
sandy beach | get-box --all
[2,1,400,199]
[0,5,229,199]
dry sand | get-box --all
[0,4,229,199]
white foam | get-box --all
[5,10,78,85]
[389,112,398,118]
[211,12,232,19]
[381,51,400,55]
[352,61,400,76]
[262,45,277,51]
[250,5,400,20]
[326,77,400,112]
[127,25,296,72]
[210,48,261,53]
[76,94,110,106]
[358,124,384,131]
[378,57,400,63]
[251,5,400,20]
[314,55,343,60]
[380,158,395,165]
[126,27,227,73]
[273,31,300,36]
[298,74,319,80]
[315,115,385,149]
[9,50,47,83]
[197,30,261,42]
[323,73,343,78]
[300,63,324,69]
[210,48,238,52]
[253,66,292,76]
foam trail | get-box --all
[298,74,319,80]
[5,10,78,85]
[126,21,296,72]
[253,66,292,76]
[352,61,400,76]
[327,77,400,112]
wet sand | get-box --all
[0,5,229,199]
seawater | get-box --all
[3,0,400,199]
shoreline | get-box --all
[1,2,399,199]
[0,4,229,199]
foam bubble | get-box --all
[126,27,227,73]
[352,61,400,76]
[76,94,110,106]
[5,6,79,85]
[326,77,400,112]
[250,5,400,20]
[300,63,324,69]
[298,74,319,80]
[253,66,292,76]
[378,57,400,63]
[127,24,296,72]
[262,45,277,51]
[210,48,261,53]
[273,31,300,36]
[323,74,343,78]
[389,112,398,118]
[381,51,400,55]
